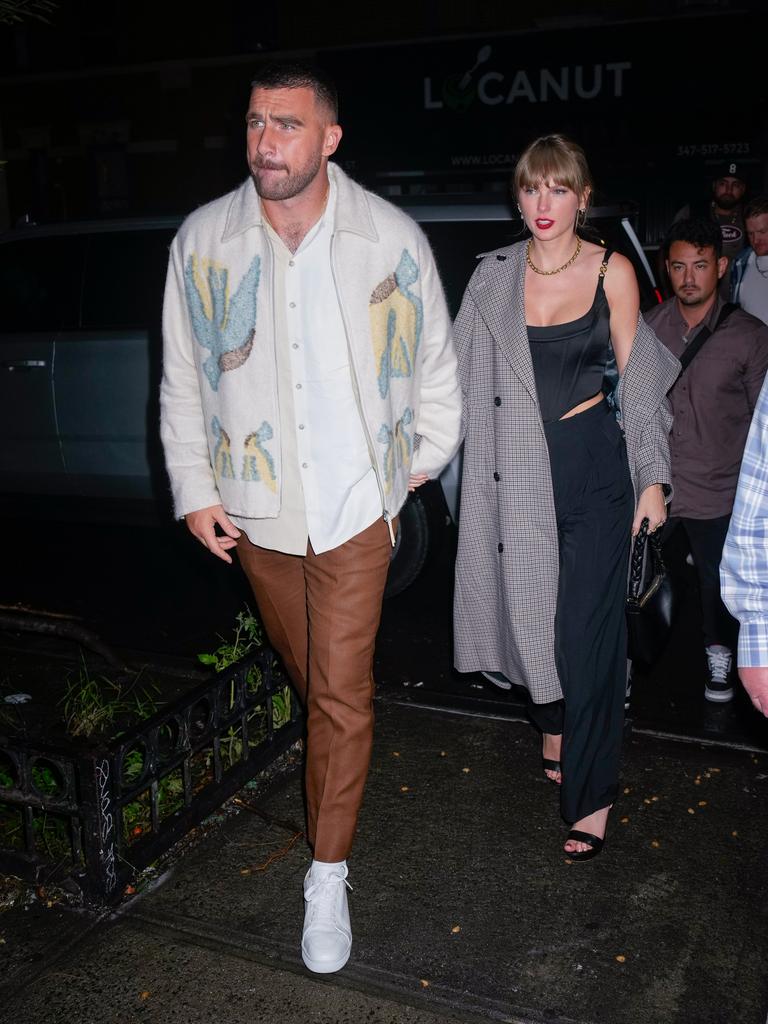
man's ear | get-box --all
[323,124,343,157]
[717,255,728,280]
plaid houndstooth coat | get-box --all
[452,240,681,702]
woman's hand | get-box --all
[632,483,666,537]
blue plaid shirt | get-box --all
[720,373,768,667]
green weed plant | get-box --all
[0,611,294,859]
[61,656,160,740]
[197,608,293,771]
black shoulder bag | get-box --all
[626,303,737,666]
[627,517,675,666]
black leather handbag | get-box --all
[626,518,678,666]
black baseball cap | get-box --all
[710,160,748,183]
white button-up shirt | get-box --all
[231,182,381,555]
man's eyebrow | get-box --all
[246,110,304,125]
[271,113,303,126]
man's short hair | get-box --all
[745,195,768,222]
[663,217,723,260]
[249,61,339,122]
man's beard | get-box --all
[677,289,715,307]
[715,193,741,212]
[251,152,323,200]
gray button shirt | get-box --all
[646,295,768,518]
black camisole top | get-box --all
[527,250,613,424]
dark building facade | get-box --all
[0,6,766,240]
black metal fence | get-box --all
[0,647,302,904]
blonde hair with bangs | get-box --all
[513,134,593,203]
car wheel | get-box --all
[384,491,430,599]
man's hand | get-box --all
[632,483,666,537]
[739,666,768,717]
[408,473,429,492]
[185,504,241,564]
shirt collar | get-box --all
[221,162,376,244]
[672,293,724,336]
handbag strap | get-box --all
[677,302,737,375]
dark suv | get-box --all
[0,196,660,595]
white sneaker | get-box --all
[301,861,352,974]
[704,645,734,703]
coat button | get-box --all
[498,542,504,553]
[493,472,500,482]
[494,397,501,406]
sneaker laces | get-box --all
[707,648,732,683]
[304,868,352,916]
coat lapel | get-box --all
[470,243,539,403]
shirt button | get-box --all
[302,462,308,469]
[494,397,502,407]
[493,472,500,482]
[288,260,295,267]
[292,343,299,349]
[296,383,302,390]
[289,301,296,309]
[498,542,504,553]
[298,423,305,430]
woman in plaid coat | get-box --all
[453,135,679,859]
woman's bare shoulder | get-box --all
[602,249,635,278]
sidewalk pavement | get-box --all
[2,698,767,1024]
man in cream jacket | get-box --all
[160,61,461,974]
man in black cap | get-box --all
[667,161,749,297]
[704,161,748,266]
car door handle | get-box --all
[1,360,47,371]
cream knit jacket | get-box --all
[160,162,462,526]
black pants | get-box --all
[527,401,634,823]
[660,515,738,649]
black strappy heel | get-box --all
[542,758,562,784]
[565,827,607,861]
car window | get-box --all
[81,228,176,330]
[0,236,85,331]
[417,220,521,318]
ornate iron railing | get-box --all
[0,647,302,904]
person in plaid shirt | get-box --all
[720,373,768,717]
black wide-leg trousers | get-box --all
[527,400,634,824]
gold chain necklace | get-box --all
[526,236,582,276]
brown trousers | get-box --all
[236,516,393,862]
